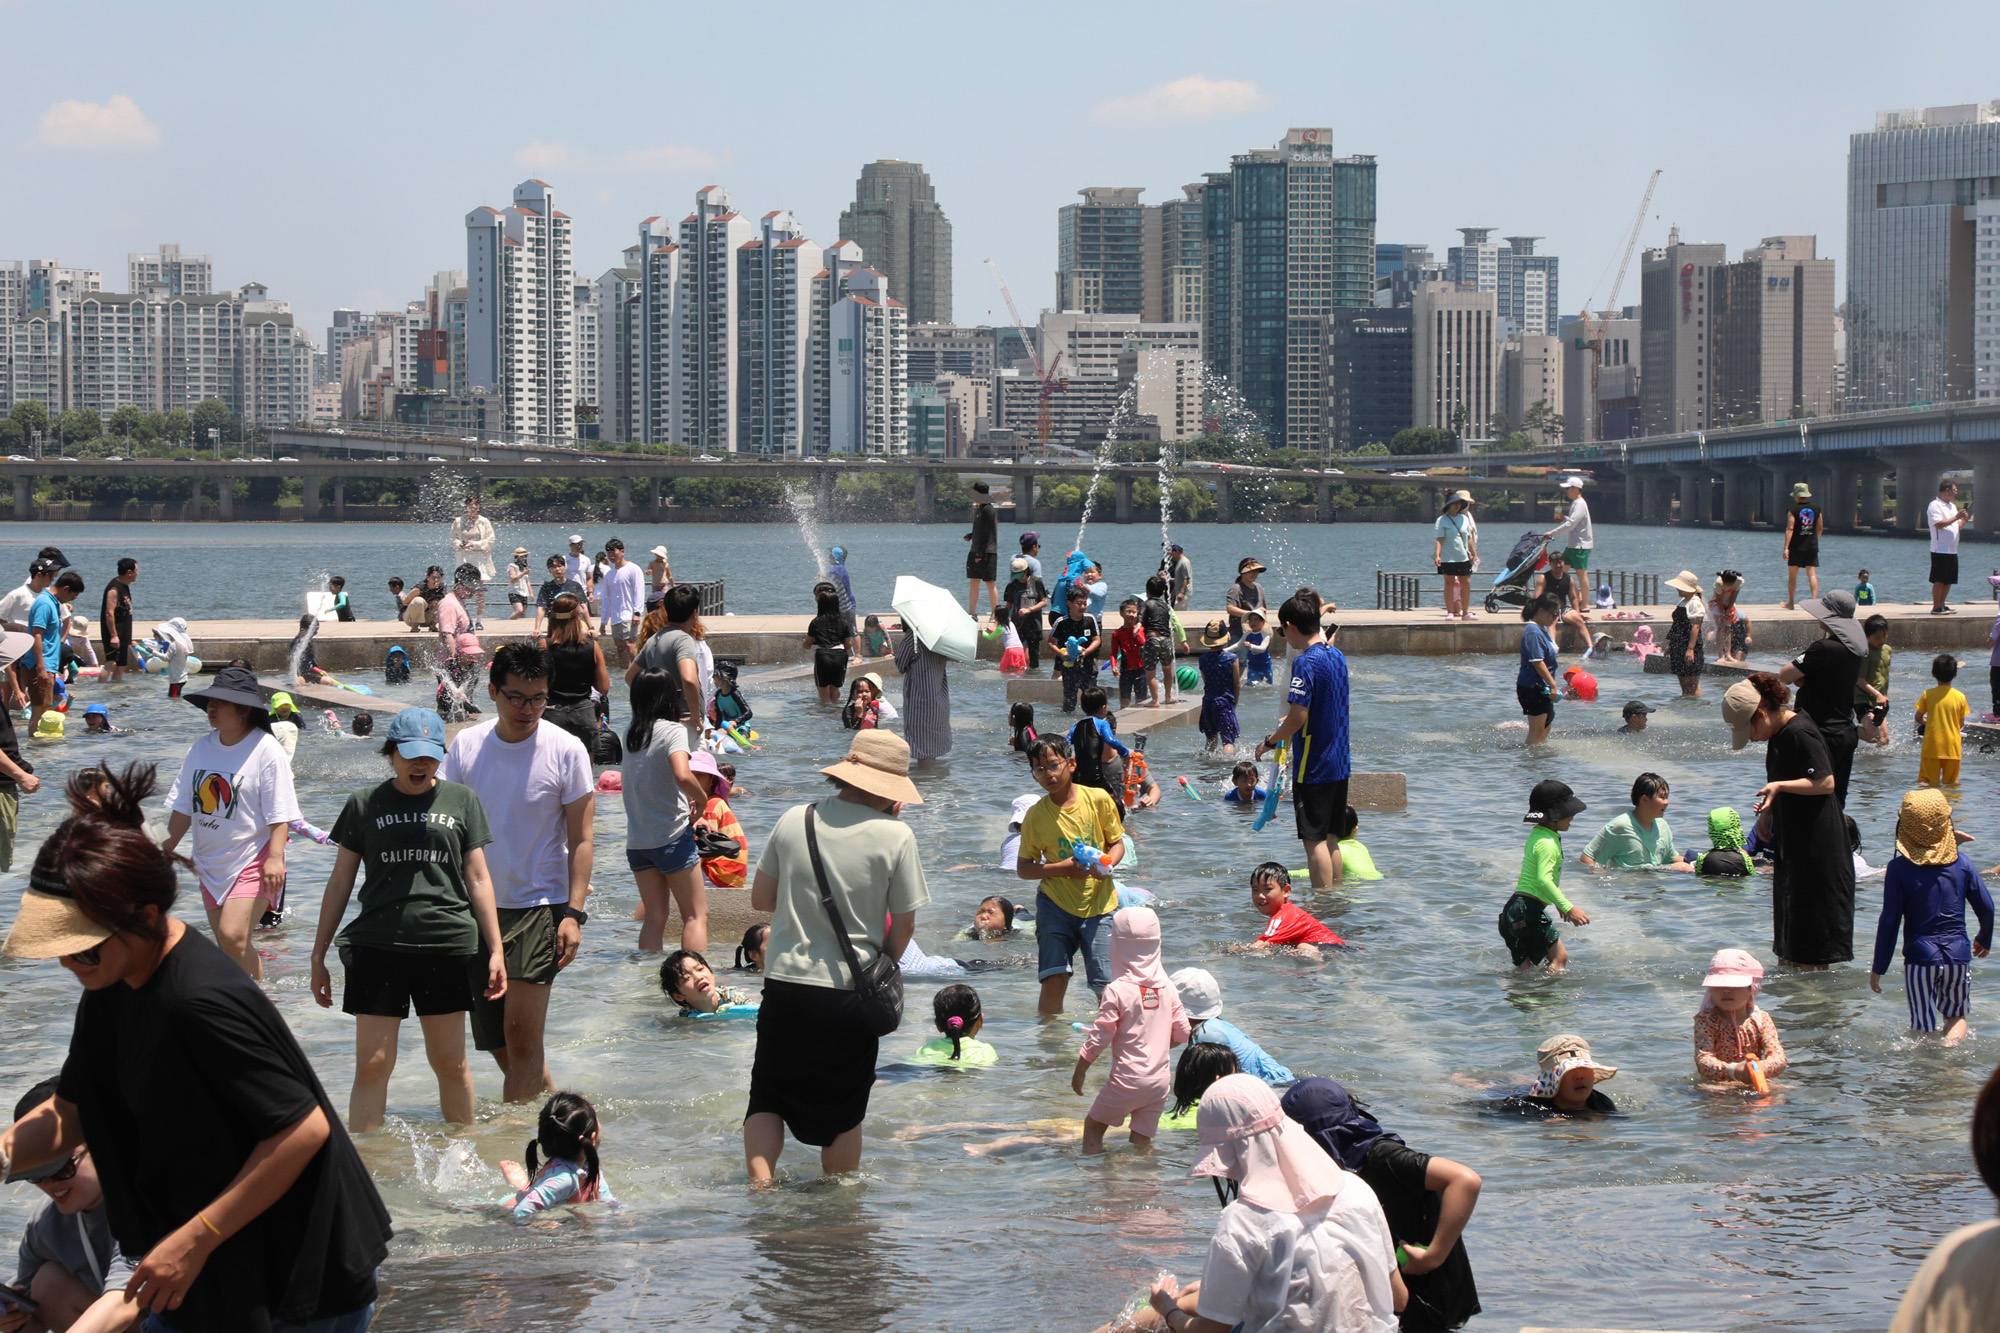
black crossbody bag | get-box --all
[803,806,904,1036]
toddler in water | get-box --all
[966,894,1032,940]
[1500,780,1591,972]
[1693,948,1787,1088]
[660,948,757,1017]
[1238,607,1275,685]
[718,762,747,796]
[1694,807,1754,877]
[1169,967,1293,1084]
[1241,861,1347,959]
[1914,654,1969,786]
[1858,615,1893,744]
[913,984,998,1067]
[1072,907,1190,1152]
[1518,1034,1618,1115]
[1335,805,1382,881]
[734,922,768,971]
[1872,789,1994,1045]
[1161,1042,1239,1130]
[842,674,884,730]
[1109,598,1148,707]
[1222,759,1266,806]
[862,613,890,658]
[1008,702,1038,755]
[708,662,753,729]
[500,1091,617,1218]
[1195,620,1243,754]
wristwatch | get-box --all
[555,905,589,927]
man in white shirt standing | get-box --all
[563,533,595,602]
[442,643,596,1104]
[448,495,497,630]
[0,558,53,634]
[1542,475,1594,616]
[1927,478,1971,614]
[598,538,646,668]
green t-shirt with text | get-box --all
[333,779,493,954]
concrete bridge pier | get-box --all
[1720,467,1757,527]
[814,469,836,511]
[13,475,30,521]
[1860,465,1887,529]
[218,477,234,522]
[1016,474,1035,524]
[616,476,632,523]
[1115,474,1135,523]
[1822,460,1859,532]
[1624,468,1642,522]
[1972,448,2000,539]
[1215,475,1236,523]
[333,477,346,523]
[1674,468,1711,525]
[1895,455,1951,533]
[1316,481,1338,524]
[913,471,936,523]
[303,477,322,521]
[649,477,661,516]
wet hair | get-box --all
[1250,861,1291,892]
[1231,760,1259,786]
[328,575,344,590]
[1933,653,1958,683]
[1843,814,1862,852]
[1975,1062,2000,1200]
[718,762,737,786]
[1863,614,1889,636]
[1170,1042,1240,1118]
[1745,671,1790,714]
[31,763,183,945]
[489,642,552,691]
[387,577,404,590]
[352,712,375,736]
[1337,804,1360,840]
[1066,586,1088,605]
[454,564,480,592]
[1631,772,1669,805]
[1145,573,1168,598]
[734,922,769,971]
[627,668,686,751]
[1027,735,1073,766]
[525,1091,601,1195]
[1080,684,1109,715]
[814,582,841,616]
[659,948,708,1002]
[975,895,1018,938]
[1009,702,1035,734]
[547,592,587,644]
[298,613,315,631]
[1277,589,1320,635]
[933,983,983,1059]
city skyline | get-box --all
[4,0,1995,344]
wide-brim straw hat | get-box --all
[1895,788,1959,866]
[1201,619,1234,648]
[820,730,924,805]
[1666,570,1703,596]
[1237,557,1267,575]
[1443,489,1475,508]
[2,863,116,959]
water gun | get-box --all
[1252,739,1287,833]
[1121,738,1150,807]
[1175,776,1203,802]
[1745,1059,1769,1094]
[725,722,760,750]
[1071,841,1109,876]
[1060,635,1090,666]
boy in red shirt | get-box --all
[1109,597,1148,707]
[1244,860,1347,959]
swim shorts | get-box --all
[1787,540,1819,569]
[339,944,478,1019]
[1293,778,1346,845]
[1516,684,1555,720]
[1562,548,1591,571]
[813,647,849,689]
[1904,963,1970,1031]
[471,904,564,1051]
[1498,891,1561,965]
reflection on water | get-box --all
[0,521,1996,1331]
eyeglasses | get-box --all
[497,687,550,710]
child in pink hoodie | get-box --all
[1071,906,1191,1152]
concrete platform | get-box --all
[1643,653,1794,679]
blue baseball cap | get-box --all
[385,708,448,761]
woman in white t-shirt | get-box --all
[1132,1074,1404,1333]
[161,666,302,981]
[506,546,535,620]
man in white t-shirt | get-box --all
[1927,478,1971,614]
[598,538,646,668]
[0,559,54,634]
[441,642,595,1103]
[1541,475,1595,615]
[563,534,594,600]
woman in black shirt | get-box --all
[802,582,856,704]
[1779,591,1865,807]
[1283,1078,1482,1333]
[544,592,610,743]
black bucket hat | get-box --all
[1524,779,1587,824]
[184,665,270,725]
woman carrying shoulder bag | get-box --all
[744,732,930,1182]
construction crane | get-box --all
[983,258,1064,456]
[1576,169,1662,441]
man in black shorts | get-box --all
[1928,478,1970,613]
[98,557,136,683]
[963,481,999,615]
[1254,589,1351,886]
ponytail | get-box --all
[528,1091,602,1196]
[931,984,983,1061]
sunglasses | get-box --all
[42,1152,82,1183]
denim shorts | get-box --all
[1035,889,1114,990]
[625,825,701,876]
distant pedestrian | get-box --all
[963,482,999,615]
[1928,478,1971,613]
[1666,570,1706,699]
[1226,557,1268,637]
[645,544,673,610]
[30,571,83,732]
[1542,475,1594,615]
[505,547,534,621]
[564,533,595,603]
[1253,589,1351,886]
[598,538,646,669]
[1782,481,1822,609]
[1168,543,1193,609]
[895,620,953,767]
[98,557,137,684]
[825,546,855,616]
[449,495,496,629]
[1434,491,1479,620]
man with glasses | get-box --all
[1,1077,141,1333]
[441,644,595,1104]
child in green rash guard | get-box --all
[912,984,997,1067]
[1335,804,1382,880]
[1159,1041,1239,1131]
[1500,780,1591,972]
[1696,807,1754,877]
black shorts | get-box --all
[1931,553,1959,587]
[813,646,850,688]
[1787,541,1819,569]
[966,551,998,582]
[1516,683,1555,719]
[1729,620,1750,653]
[470,904,564,1051]
[338,943,478,1019]
[508,592,529,608]
[1292,777,1347,844]
[1437,560,1474,577]
[747,977,880,1146]
[1498,892,1561,966]
[101,640,129,667]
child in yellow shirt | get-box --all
[1914,653,1970,786]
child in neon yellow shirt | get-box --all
[1914,654,1969,786]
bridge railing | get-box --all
[1374,568,1660,611]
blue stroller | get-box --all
[1483,531,1549,615]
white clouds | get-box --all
[514,141,716,174]
[34,95,163,152]
[1092,75,1272,126]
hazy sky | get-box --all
[5,0,1997,346]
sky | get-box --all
[4,0,1999,348]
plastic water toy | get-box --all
[1176,776,1203,802]
[1745,1059,1769,1094]
[1060,635,1091,665]
[317,673,374,696]
[1071,842,1108,876]
[595,771,624,794]
[724,723,760,750]
[1176,664,1199,690]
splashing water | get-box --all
[390,1118,494,1201]
[1156,441,1176,573]
[783,481,830,581]
[286,618,319,685]
[1074,382,1139,552]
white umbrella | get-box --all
[892,575,979,665]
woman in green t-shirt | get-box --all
[309,707,506,1133]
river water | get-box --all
[0,520,1995,1333]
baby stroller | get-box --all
[1483,531,1550,615]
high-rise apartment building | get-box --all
[1203,128,1376,449]
[826,268,908,455]
[907,325,998,384]
[1973,200,2000,399]
[57,284,311,425]
[677,186,754,451]
[1711,235,1837,424]
[809,240,868,453]
[465,179,576,438]
[1157,183,1206,327]
[240,295,317,427]
[737,211,823,454]
[1501,334,1563,439]
[594,263,641,442]
[1446,229,1502,298]
[573,274,600,430]
[1057,188,1151,317]
[1037,310,1200,380]
[1447,230,1559,338]
[1410,281,1496,441]
[1325,307,1413,452]
[1124,340,1206,442]
[1847,101,2000,408]
[1639,236,1727,435]
[325,309,375,393]
[128,243,213,296]
[839,160,952,325]
[1559,309,1640,441]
